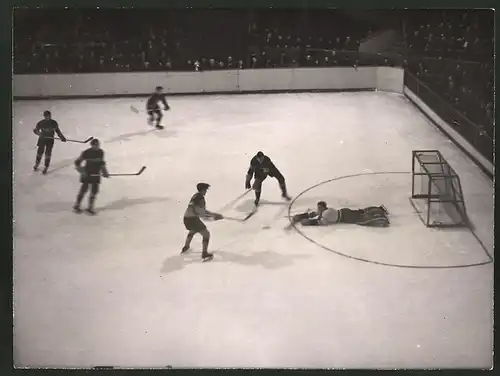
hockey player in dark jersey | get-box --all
[291,201,389,227]
[33,110,67,174]
[73,139,109,215]
[182,183,224,262]
[146,86,170,129]
[245,151,291,206]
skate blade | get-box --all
[202,255,214,262]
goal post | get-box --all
[410,150,469,227]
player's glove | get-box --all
[165,105,170,111]
[213,213,224,221]
[76,166,85,174]
[60,136,67,142]
[102,171,110,178]
[245,179,251,190]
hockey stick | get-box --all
[217,189,252,212]
[91,166,147,177]
[45,136,94,143]
[131,105,171,114]
[221,216,246,222]
[108,166,147,176]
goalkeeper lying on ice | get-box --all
[291,201,390,227]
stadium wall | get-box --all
[404,87,494,179]
[13,66,489,177]
[12,67,404,99]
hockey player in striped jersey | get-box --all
[292,201,390,227]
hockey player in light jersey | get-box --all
[181,183,224,262]
[292,201,390,227]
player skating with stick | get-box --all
[291,201,390,227]
[146,86,170,129]
[33,110,67,174]
[73,139,109,215]
[245,151,291,207]
[181,183,224,262]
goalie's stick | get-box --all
[44,136,94,143]
[91,166,147,177]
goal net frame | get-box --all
[409,150,469,228]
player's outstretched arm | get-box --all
[55,123,66,142]
[33,121,42,135]
[101,166,109,178]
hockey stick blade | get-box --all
[108,166,147,177]
[243,209,257,221]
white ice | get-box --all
[13,92,494,369]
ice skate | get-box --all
[282,193,292,201]
[155,124,164,130]
[202,252,214,262]
[33,164,39,171]
[181,246,190,254]
[85,208,96,215]
[73,205,82,214]
[42,167,48,174]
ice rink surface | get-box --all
[13,92,493,368]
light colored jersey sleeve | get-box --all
[319,208,339,225]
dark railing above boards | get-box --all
[405,70,493,167]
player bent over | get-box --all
[292,201,390,227]
[182,183,224,262]
[33,110,67,174]
[73,139,109,215]
[245,151,291,206]
[146,86,170,129]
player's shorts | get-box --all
[80,174,101,184]
[147,107,161,115]
[338,208,362,224]
[183,216,207,233]
[37,137,55,148]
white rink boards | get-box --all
[13,92,493,368]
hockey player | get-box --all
[146,86,170,129]
[245,151,291,206]
[33,110,67,174]
[182,183,224,262]
[73,139,109,215]
[292,201,390,227]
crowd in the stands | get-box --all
[14,9,493,158]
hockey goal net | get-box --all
[410,150,468,227]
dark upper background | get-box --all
[12,9,494,160]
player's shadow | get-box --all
[234,199,288,213]
[104,129,158,144]
[96,196,171,211]
[152,129,177,139]
[36,196,170,213]
[44,157,78,175]
[160,250,311,274]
